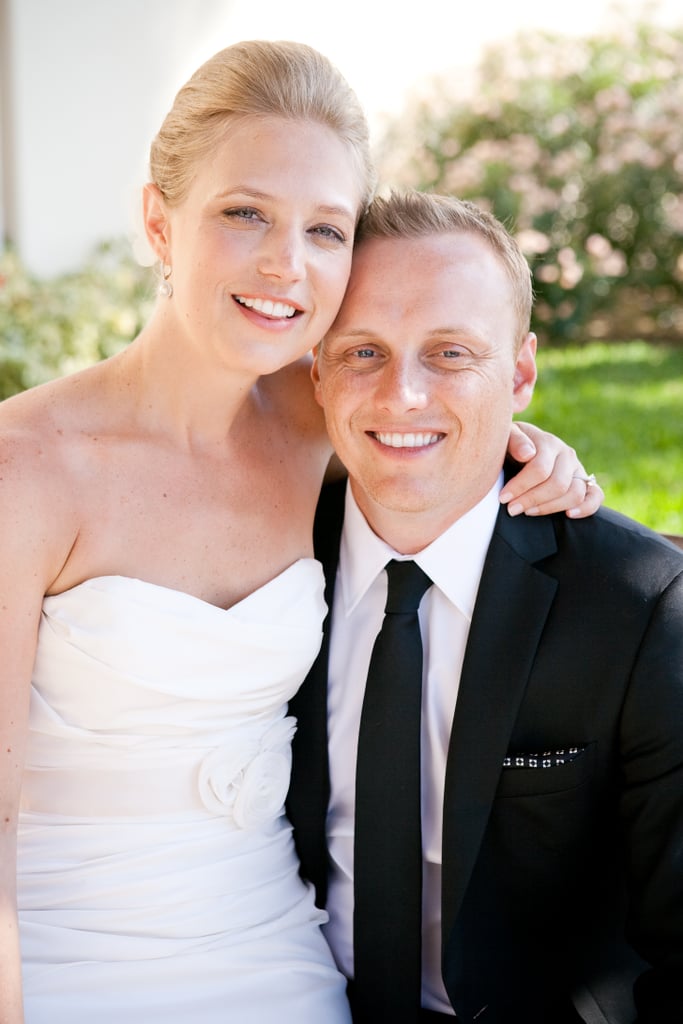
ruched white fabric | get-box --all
[17,564,351,1024]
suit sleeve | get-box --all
[618,569,683,1021]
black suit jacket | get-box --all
[288,480,683,1024]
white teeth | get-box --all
[235,295,297,318]
[374,432,441,448]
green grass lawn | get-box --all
[522,341,683,536]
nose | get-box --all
[376,356,428,413]
[257,226,306,283]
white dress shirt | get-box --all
[322,476,502,1013]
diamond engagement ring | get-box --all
[573,473,597,488]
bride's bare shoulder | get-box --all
[0,370,108,591]
[1,358,113,430]
[0,360,120,491]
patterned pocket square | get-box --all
[502,746,586,769]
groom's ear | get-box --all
[512,332,537,413]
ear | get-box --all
[512,332,537,413]
[310,344,324,408]
[142,183,172,262]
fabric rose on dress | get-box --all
[198,716,296,829]
[198,739,255,817]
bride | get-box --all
[0,40,602,1023]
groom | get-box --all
[287,190,683,1024]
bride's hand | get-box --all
[501,421,603,519]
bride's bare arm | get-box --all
[0,426,76,1024]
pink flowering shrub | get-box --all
[376,20,683,342]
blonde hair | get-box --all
[357,190,533,345]
[150,40,375,214]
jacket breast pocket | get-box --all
[495,742,595,797]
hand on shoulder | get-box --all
[501,421,604,519]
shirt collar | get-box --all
[339,474,503,621]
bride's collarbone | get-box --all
[56,421,322,565]
[54,517,313,609]
[67,461,316,571]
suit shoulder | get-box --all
[565,505,682,557]
[551,506,683,591]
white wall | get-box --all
[3,0,236,276]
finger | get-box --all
[500,446,577,511]
[525,475,604,518]
[506,421,538,463]
[566,477,605,519]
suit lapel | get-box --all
[441,509,559,937]
[287,479,346,906]
[291,486,560,936]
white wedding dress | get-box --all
[17,562,350,1023]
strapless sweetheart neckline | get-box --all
[45,556,322,613]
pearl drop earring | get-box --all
[158,263,173,298]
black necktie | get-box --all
[352,559,432,1022]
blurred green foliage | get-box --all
[375,18,683,344]
[0,241,154,400]
[526,341,683,534]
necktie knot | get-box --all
[384,559,432,614]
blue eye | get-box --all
[355,348,375,358]
[311,225,346,243]
[223,207,261,221]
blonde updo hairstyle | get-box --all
[149,39,376,216]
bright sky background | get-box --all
[191,0,682,133]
